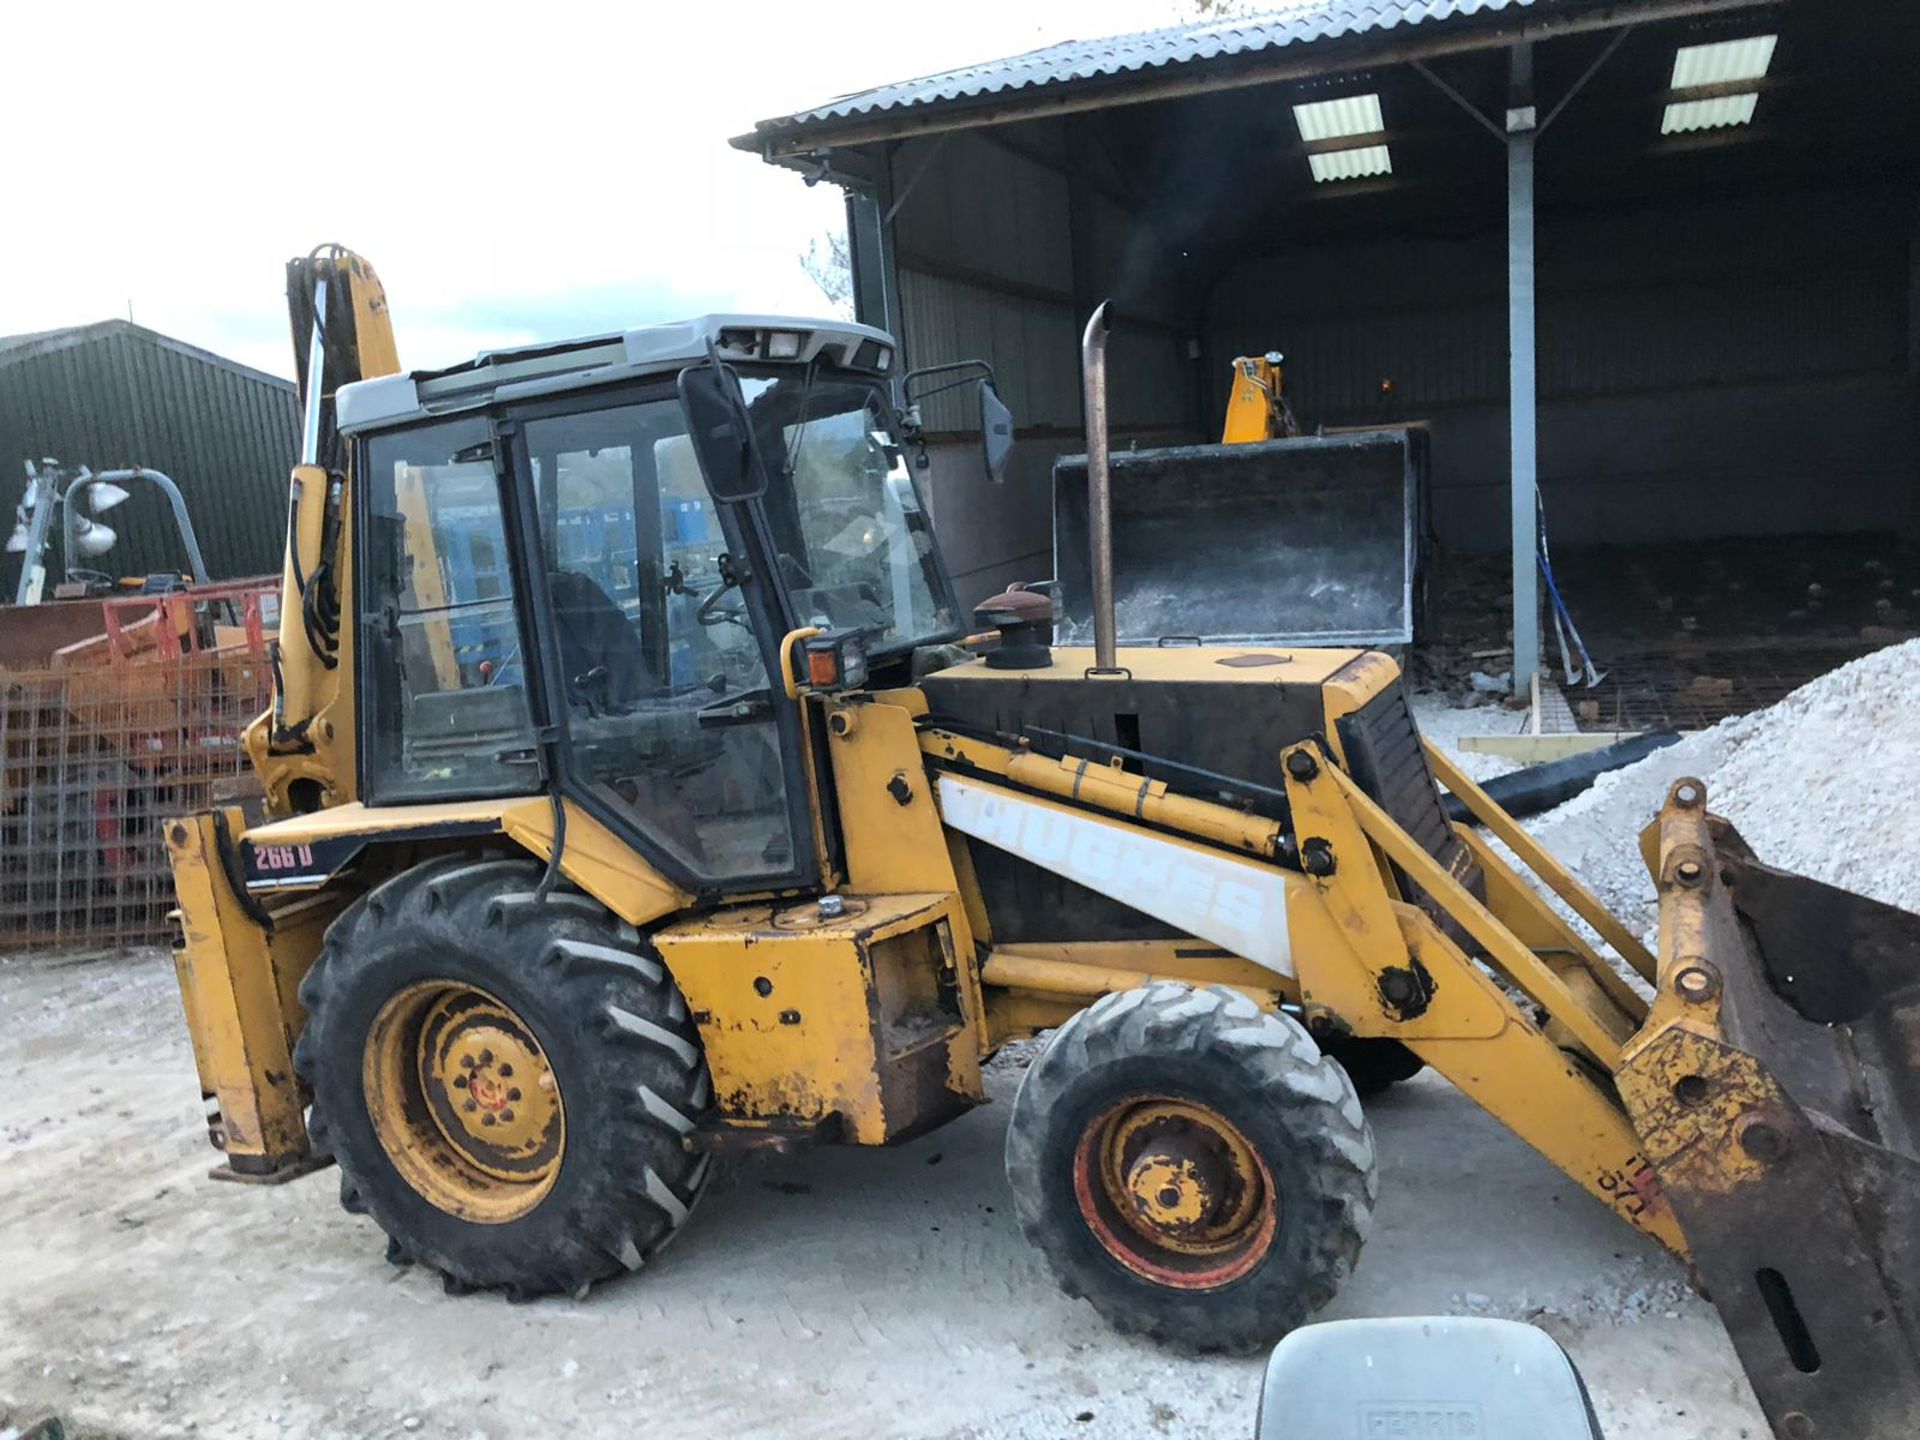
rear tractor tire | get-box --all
[293,855,712,1298]
[1005,983,1377,1353]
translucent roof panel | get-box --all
[1661,93,1760,134]
[1670,34,1777,88]
[1309,144,1393,182]
[1293,92,1385,142]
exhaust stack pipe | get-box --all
[1080,301,1117,671]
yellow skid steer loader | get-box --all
[167,253,1915,1440]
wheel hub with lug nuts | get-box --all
[433,1007,557,1163]
[363,982,565,1224]
[1073,1095,1278,1290]
[1126,1138,1223,1238]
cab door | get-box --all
[513,386,819,894]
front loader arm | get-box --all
[923,694,1920,1438]
[918,714,1689,1259]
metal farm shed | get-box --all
[738,0,1920,702]
[0,320,296,596]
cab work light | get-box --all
[803,629,869,692]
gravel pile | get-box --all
[1525,638,1920,941]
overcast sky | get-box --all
[6,0,1194,379]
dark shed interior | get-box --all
[741,0,1920,720]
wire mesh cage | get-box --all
[0,627,270,953]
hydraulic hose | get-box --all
[1442,729,1683,824]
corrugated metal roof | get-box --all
[0,319,291,389]
[0,326,73,358]
[0,321,297,591]
[743,0,1540,144]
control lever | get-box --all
[697,686,774,729]
[573,664,612,715]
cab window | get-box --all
[360,417,539,801]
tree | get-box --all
[799,230,855,319]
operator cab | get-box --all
[336,317,982,897]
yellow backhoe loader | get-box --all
[167,253,1916,1440]
[1220,351,1300,444]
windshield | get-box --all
[740,371,955,653]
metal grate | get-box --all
[0,636,269,953]
[1339,682,1458,863]
[1338,682,1485,949]
[1563,642,1885,732]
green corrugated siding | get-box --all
[0,323,295,594]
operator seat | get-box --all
[547,570,649,710]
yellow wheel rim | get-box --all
[362,981,564,1224]
[1073,1095,1277,1289]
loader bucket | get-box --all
[1051,428,1427,649]
[1617,778,1920,1439]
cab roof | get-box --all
[335,314,896,436]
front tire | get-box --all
[294,855,711,1297]
[1322,1035,1426,1097]
[1005,983,1377,1353]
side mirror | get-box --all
[678,362,765,501]
[1256,1318,1604,1440]
[979,378,1015,485]
[902,359,1015,482]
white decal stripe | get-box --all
[936,775,1293,979]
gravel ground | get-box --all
[4,677,1828,1439]
[0,942,1765,1440]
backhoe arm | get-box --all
[246,247,399,812]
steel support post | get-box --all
[1507,45,1541,698]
